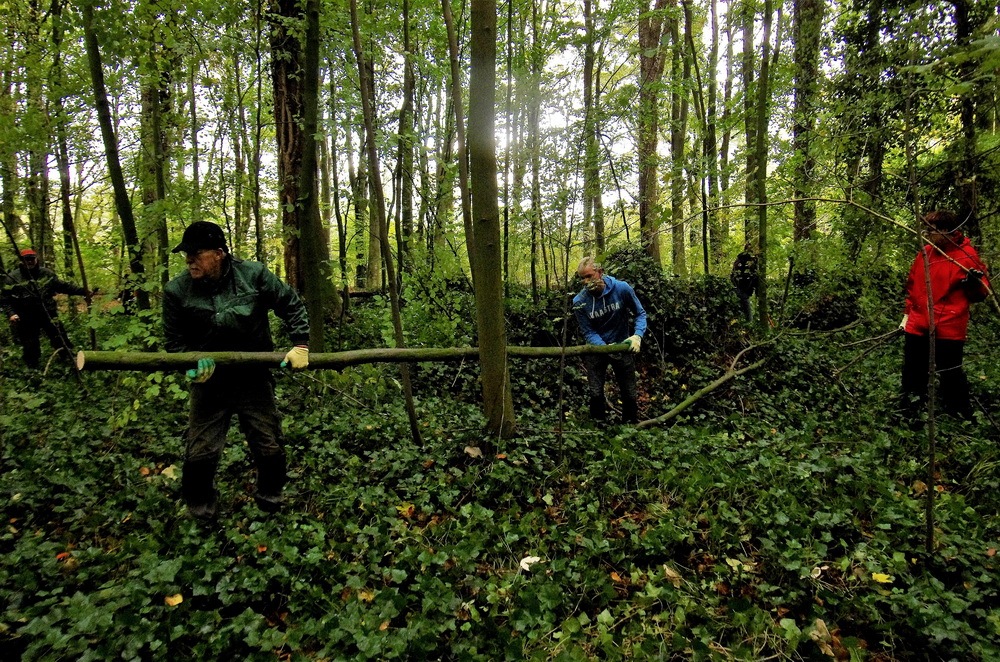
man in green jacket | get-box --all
[1,248,91,369]
[164,221,310,520]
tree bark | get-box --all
[470,0,517,437]
[637,0,671,264]
[792,0,824,242]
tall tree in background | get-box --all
[268,0,308,290]
[668,5,689,275]
[637,0,670,264]
[469,0,516,437]
[82,1,149,310]
[754,0,774,326]
[792,0,824,242]
[297,0,336,350]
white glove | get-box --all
[281,345,309,369]
[898,315,908,331]
[627,335,642,353]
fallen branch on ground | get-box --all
[637,345,768,429]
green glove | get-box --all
[627,335,642,353]
[281,345,309,370]
[186,357,216,383]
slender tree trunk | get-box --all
[754,0,774,327]
[669,10,688,276]
[350,0,422,445]
[82,3,149,309]
[470,0,516,438]
[442,0,477,284]
[706,0,723,268]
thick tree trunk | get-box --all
[268,0,306,291]
[792,0,824,242]
[637,0,670,264]
[470,0,516,437]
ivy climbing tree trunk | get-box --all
[792,0,824,242]
[637,0,670,265]
[469,0,516,438]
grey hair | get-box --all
[577,256,602,274]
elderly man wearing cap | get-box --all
[1,248,90,369]
[163,221,310,519]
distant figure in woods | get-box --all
[1,248,90,369]
[573,257,647,424]
[730,244,758,322]
[899,210,990,419]
[163,221,310,520]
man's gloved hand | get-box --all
[627,335,642,353]
[186,357,215,383]
[281,345,309,370]
[898,315,908,331]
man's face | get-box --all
[579,265,605,294]
[185,248,224,280]
[21,254,38,269]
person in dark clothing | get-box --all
[900,210,990,419]
[572,257,647,424]
[163,221,310,520]
[730,244,758,322]
[1,248,90,369]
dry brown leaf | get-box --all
[164,593,184,607]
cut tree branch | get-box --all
[77,344,630,372]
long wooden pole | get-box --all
[77,344,630,372]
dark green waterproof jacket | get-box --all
[163,257,309,354]
[1,265,87,320]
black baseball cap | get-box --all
[171,221,228,254]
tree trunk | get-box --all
[82,3,149,310]
[268,0,306,291]
[754,0,774,327]
[637,0,671,264]
[297,0,337,351]
[792,0,824,242]
[350,0,422,445]
[669,10,688,276]
[442,0,477,285]
[470,0,516,438]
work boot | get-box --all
[181,458,219,520]
[254,452,287,514]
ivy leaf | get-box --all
[872,572,893,584]
[164,594,183,607]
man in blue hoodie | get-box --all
[573,257,647,423]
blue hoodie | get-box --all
[572,275,647,345]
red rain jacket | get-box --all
[903,235,990,341]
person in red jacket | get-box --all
[900,210,991,418]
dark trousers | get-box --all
[584,353,638,423]
[736,289,753,322]
[901,333,971,417]
[181,372,287,509]
[13,314,72,368]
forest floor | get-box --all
[2,283,999,660]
